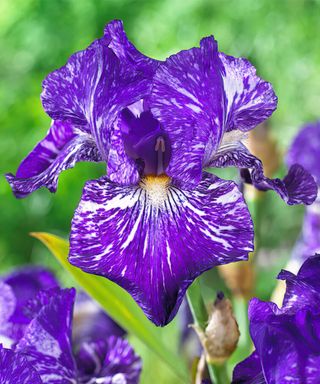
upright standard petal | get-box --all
[209,142,317,205]
[218,53,277,132]
[104,19,159,76]
[6,120,102,198]
[0,346,42,384]
[16,288,77,383]
[149,37,225,186]
[69,173,253,326]
[286,121,320,184]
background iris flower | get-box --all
[0,266,141,384]
[286,121,320,272]
[233,254,320,384]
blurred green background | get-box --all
[0,0,320,382]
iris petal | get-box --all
[104,19,159,76]
[219,53,278,133]
[149,37,224,186]
[232,351,265,384]
[69,173,253,326]
[16,288,77,383]
[286,121,320,185]
[6,121,102,198]
[0,346,42,384]
[209,142,317,205]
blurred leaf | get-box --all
[31,232,188,383]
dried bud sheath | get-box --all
[193,293,240,365]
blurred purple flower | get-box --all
[6,20,316,326]
[73,291,125,349]
[0,287,141,384]
[233,254,320,384]
[0,266,58,347]
[287,121,320,271]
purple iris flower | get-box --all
[287,121,320,271]
[6,20,317,326]
[232,254,320,384]
[0,266,59,347]
[0,286,141,383]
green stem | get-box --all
[187,279,230,384]
[208,363,230,384]
[232,296,251,354]
[186,278,208,329]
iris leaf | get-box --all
[31,232,188,383]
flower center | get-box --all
[139,174,171,208]
[120,107,171,176]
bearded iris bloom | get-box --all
[0,270,141,384]
[6,20,317,326]
[286,121,320,271]
[233,254,320,384]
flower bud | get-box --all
[193,292,240,365]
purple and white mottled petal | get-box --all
[16,288,77,383]
[41,37,110,129]
[0,346,42,384]
[76,337,141,384]
[232,351,266,384]
[219,53,277,132]
[277,254,320,313]
[69,173,253,325]
[209,142,317,205]
[42,40,137,160]
[249,298,320,384]
[287,121,320,184]
[15,121,76,179]
[104,19,159,76]
[75,339,108,381]
[99,336,142,384]
[93,55,154,183]
[3,266,58,324]
[149,37,225,185]
[6,131,102,198]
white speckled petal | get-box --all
[0,346,42,384]
[69,173,253,325]
[6,125,102,198]
[149,37,225,185]
[16,288,77,384]
[219,52,278,132]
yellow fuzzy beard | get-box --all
[139,174,171,208]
